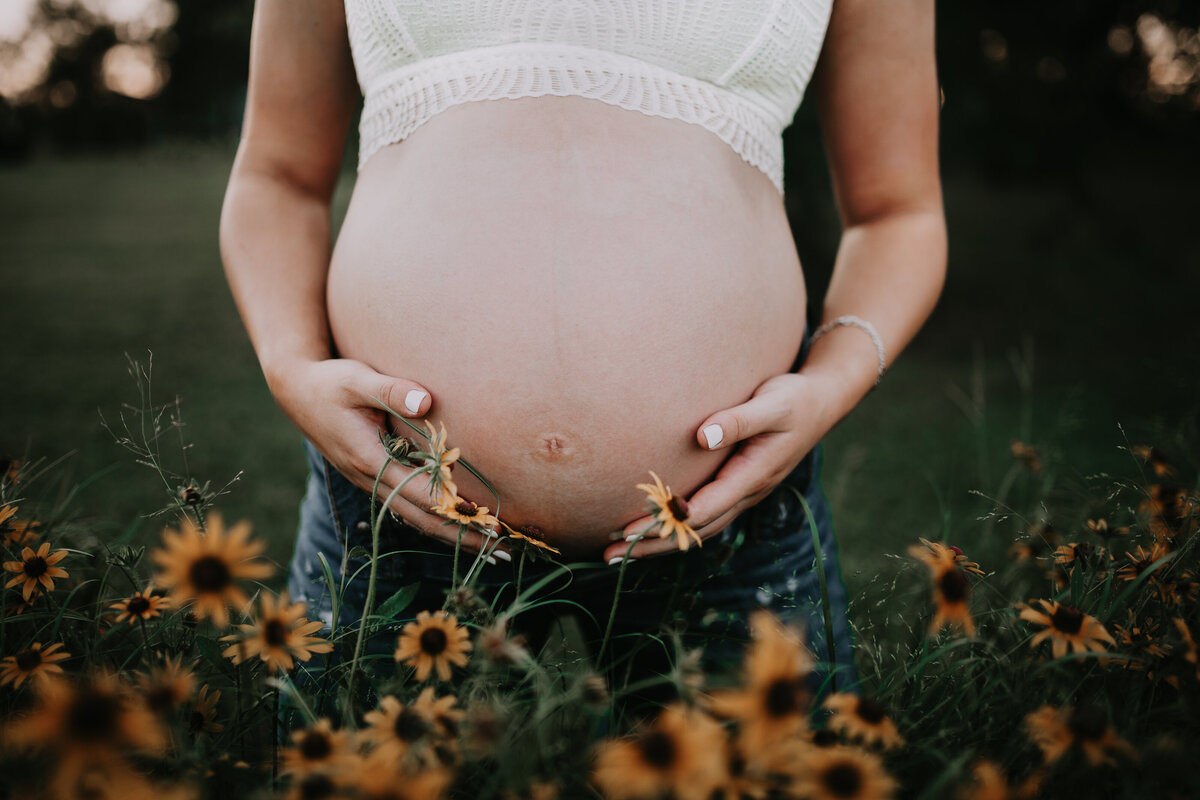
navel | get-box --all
[538,434,574,460]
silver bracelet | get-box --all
[810,315,887,387]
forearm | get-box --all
[799,206,948,429]
[218,161,335,391]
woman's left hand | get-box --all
[601,371,839,563]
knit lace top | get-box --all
[344,1,835,195]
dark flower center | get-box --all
[67,688,121,742]
[667,494,689,521]
[182,487,202,505]
[1068,704,1107,742]
[300,730,332,760]
[639,730,676,769]
[23,556,47,578]
[855,697,887,725]
[938,569,969,603]
[299,773,336,800]
[519,525,544,539]
[264,619,289,647]
[764,677,805,718]
[420,627,448,655]
[188,710,206,733]
[127,596,151,616]
[1134,560,1152,576]
[1050,605,1084,635]
[15,648,41,671]
[394,708,428,742]
[455,500,478,517]
[188,556,232,593]
[823,762,864,798]
[947,545,964,557]
[811,728,840,748]
[144,686,176,713]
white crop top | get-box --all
[344,1,835,195]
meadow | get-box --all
[1,140,1198,799]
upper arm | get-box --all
[234,0,361,201]
[810,0,943,226]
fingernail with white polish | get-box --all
[703,423,724,449]
[404,389,427,414]
[493,549,512,562]
[608,556,637,566]
[486,555,497,566]
[624,532,642,542]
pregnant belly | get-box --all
[327,97,807,559]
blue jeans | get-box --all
[286,341,857,705]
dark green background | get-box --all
[2,1,1198,593]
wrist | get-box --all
[797,330,882,426]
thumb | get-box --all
[351,362,432,418]
[696,392,788,450]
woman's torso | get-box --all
[327,95,807,559]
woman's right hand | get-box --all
[268,357,505,556]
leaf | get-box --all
[377,583,421,621]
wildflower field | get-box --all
[3,145,1199,800]
[1,350,1198,800]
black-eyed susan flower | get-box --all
[788,744,896,800]
[4,673,167,758]
[281,772,342,800]
[412,686,465,737]
[822,694,905,750]
[394,610,473,682]
[499,521,561,560]
[423,419,461,493]
[0,503,16,529]
[1010,441,1041,473]
[187,684,224,736]
[1023,704,1136,767]
[636,470,701,551]
[219,591,333,673]
[913,537,985,576]
[706,610,813,755]
[431,489,500,534]
[1131,445,1177,478]
[715,737,807,800]
[908,542,975,638]
[0,641,70,688]
[1141,484,1199,545]
[1116,541,1171,585]
[0,513,39,547]
[1160,570,1199,607]
[1108,611,1171,672]
[591,703,728,800]
[150,512,274,628]
[1016,599,1115,659]
[136,654,195,714]
[1085,518,1130,540]
[110,584,171,624]
[351,750,453,800]
[1052,542,1103,570]
[3,541,69,601]
[281,718,352,778]
[361,694,437,767]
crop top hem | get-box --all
[356,42,790,195]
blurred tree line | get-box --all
[1,0,1197,181]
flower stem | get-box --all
[346,471,419,721]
